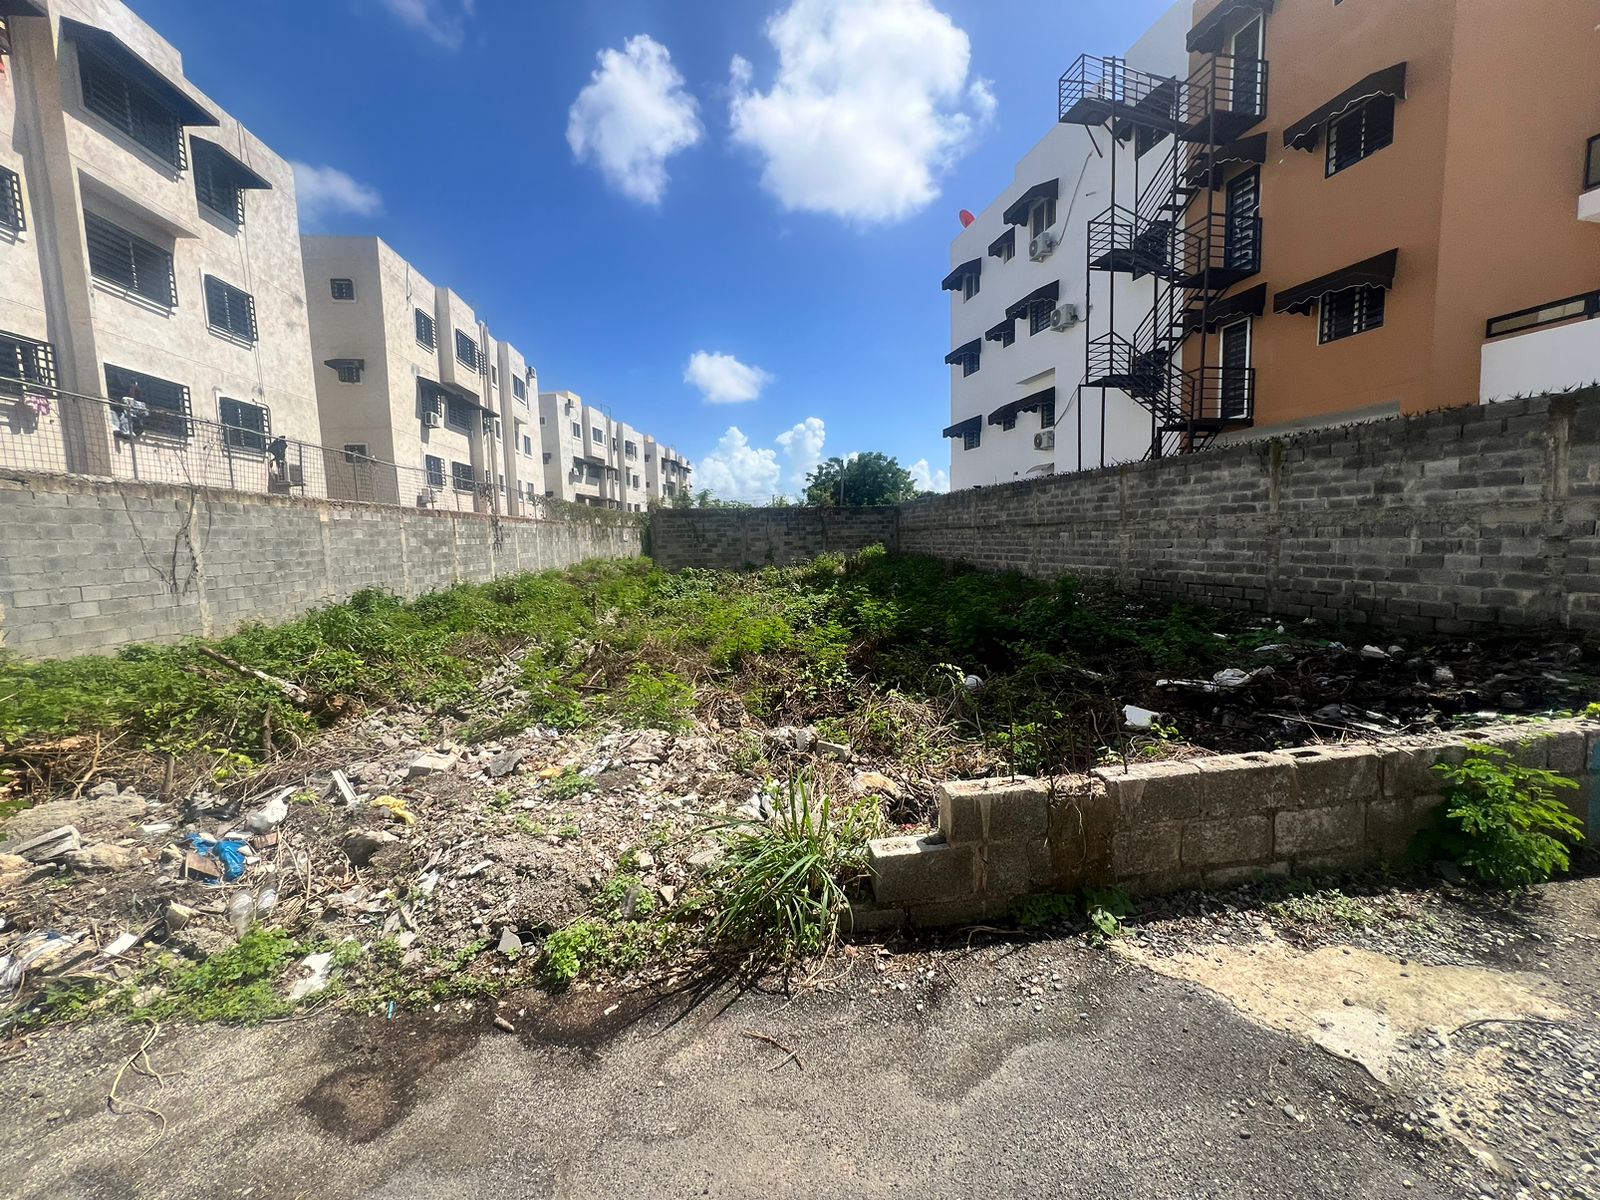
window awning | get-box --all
[1273,249,1398,315]
[988,228,1015,260]
[942,415,982,439]
[988,387,1056,426]
[1283,63,1407,151]
[944,338,982,365]
[1187,0,1274,53]
[941,258,982,292]
[323,358,364,371]
[60,19,218,128]
[1001,179,1059,227]
[1196,283,1268,331]
[190,138,273,191]
[1187,132,1268,183]
[1005,280,1059,321]
[985,318,1015,342]
[0,2,48,17]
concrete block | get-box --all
[1275,804,1365,858]
[1180,815,1272,868]
[1538,720,1589,776]
[1276,744,1381,807]
[869,836,976,905]
[1091,760,1204,825]
[1112,823,1182,877]
[938,776,1048,845]
[1202,861,1291,888]
[1194,752,1296,817]
[1046,778,1115,890]
[1463,725,1550,769]
[977,838,1052,898]
[1122,869,1201,897]
[1379,738,1468,799]
[905,895,1014,928]
[1364,794,1438,857]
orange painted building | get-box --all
[1060,0,1600,453]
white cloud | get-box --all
[728,0,994,224]
[696,427,781,504]
[775,416,826,490]
[567,35,703,205]
[908,457,950,494]
[375,0,474,49]
[291,163,383,230]
[684,351,775,405]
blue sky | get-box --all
[133,0,1172,499]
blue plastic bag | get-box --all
[182,833,249,883]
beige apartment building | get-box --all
[0,0,320,492]
[536,389,690,510]
[302,235,543,513]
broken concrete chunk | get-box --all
[1,825,82,863]
[164,901,197,931]
[488,749,527,779]
[341,828,399,867]
[815,740,852,762]
[407,751,457,779]
[88,780,120,800]
[65,844,138,872]
[497,928,522,957]
[853,771,904,800]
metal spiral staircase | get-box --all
[1059,51,1267,458]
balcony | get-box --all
[1058,52,1267,147]
[1581,134,1600,223]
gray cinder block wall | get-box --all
[869,720,1600,925]
[0,473,642,657]
[653,391,1600,634]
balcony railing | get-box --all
[1586,133,1600,192]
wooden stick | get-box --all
[739,1030,802,1071]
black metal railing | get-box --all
[1484,289,1600,340]
[1059,54,1182,129]
[1181,53,1268,139]
[0,376,561,518]
[1586,133,1600,192]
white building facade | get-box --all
[943,2,1189,490]
[0,0,321,493]
[536,389,690,510]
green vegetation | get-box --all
[1083,887,1134,939]
[1428,743,1584,888]
[541,872,673,985]
[1268,885,1377,926]
[1011,892,1078,929]
[131,928,305,1024]
[802,451,922,507]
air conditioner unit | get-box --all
[1034,430,1056,451]
[1029,230,1059,262]
[417,488,437,507]
[422,409,442,429]
[1050,302,1082,332]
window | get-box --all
[1326,95,1394,176]
[104,365,190,439]
[522,435,533,455]
[451,461,475,491]
[962,273,980,302]
[1039,399,1056,429]
[962,427,981,451]
[330,278,355,301]
[0,167,24,234]
[571,421,582,437]
[446,394,474,428]
[1029,300,1054,336]
[1028,198,1056,241]
[1319,284,1386,343]
[963,355,979,377]
[77,47,184,169]
[1485,290,1600,339]
[219,397,269,452]
[1224,168,1261,274]
[327,359,363,384]
[203,275,257,343]
[85,212,175,307]
[424,455,444,488]
[454,329,479,371]
[0,331,56,389]
[631,473,640,488]
[591,427,602,442]
[193,147,243,225]
[1000,414,1016,432]
[491,365,498,386]
[542,452,551,464]
[415,308,435,350]
[512,376,526,400]
[1218,318,1253,418]
[625,440,637,458]
[342,443,370,464]
[1587,134,1600,192]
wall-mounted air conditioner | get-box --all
[1050,302,1082,332]
[1034,430,1056,451]
[1029,231,1059,262]
[422,409,442,428]
[417,488,437,507]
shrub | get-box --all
[614,664,694,731]
[1430,744,1584,888]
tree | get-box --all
[802,453,921,507]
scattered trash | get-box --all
[497,928,522,958]
[963,674,984,694]
[492,1014,516,1033]
[0,931,80,1005]
[226,891,257,936]
[330,770,359,806]
[1360,645,1390,661]
[287,951,335,1001]
[242,788,292,835]
[370,795,416,826]
[181,834,249,883]
[99,932,138,958]
[1123,704,1160,730]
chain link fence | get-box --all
[0,376,575,519]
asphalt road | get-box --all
[0,938,1493,1200]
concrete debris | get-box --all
[853,772,904,800]
[163,902,197,931]
[765,726,816,753]
[1361,645,1390,660]
[497,928,522,958]
[488,749,527,779]
[2,826,83,864]
[1431,666,1456,686]
[64,844,137,873]
[330,769,359,805]
[98,931,138,958]
[87,780,120,800]
[407,750,458,779]
[815,740,853,762]
[341,828,400,866]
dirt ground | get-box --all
[1,873,1595,1199]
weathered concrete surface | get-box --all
[0,940,1491,1200]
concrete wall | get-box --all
[869,719,1600,925]
[1480,320,1600,403]
[0,470,642,658]
[648,507,899,571]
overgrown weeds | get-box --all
[1425,743,1584,887]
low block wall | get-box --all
[868,720,1600,925]
[0,472,643,658]
[648,507,898,571]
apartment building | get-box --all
[942,2,1189,490]
[536,389,690,510]
[0,0,320,492]
[495,339,542,516]
[1042,0,1600,466]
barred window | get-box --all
[204,275,257,343]
[193,145,243,225]
[1327,96,1394,177]
[454,329,479,371]
[1319,284,1387,343]
[962,427,980,451]
[446,395,474,428]
[326,358,364,384]
[219,396,269,452]
[451,460,475,491]
[330,277,355,301]
[1039,399,1056,429]
[78,47,184,170]
[85,212,175,307]
[424,455,444,488]
[104,364,191,439]
[0,167,24,234]
[0,331,56,389]
[415,308,435,350]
